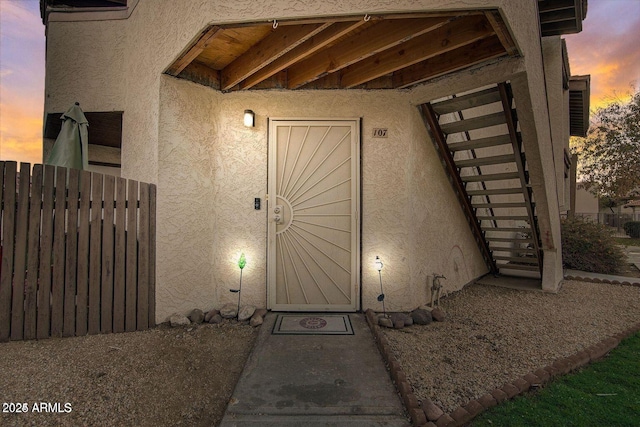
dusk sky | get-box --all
[1,0,639,165]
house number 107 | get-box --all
[372,128,388,138]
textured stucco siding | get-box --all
[152,80,488,319]
[43,0,564,320]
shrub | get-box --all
[561,217,626,274]
[623,221,640,238]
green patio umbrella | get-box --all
[46,102,89,170]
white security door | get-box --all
[268,120,360,311]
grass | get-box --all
[613,237,640,247]
[472,332,640,427]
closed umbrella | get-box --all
[46,102,89,170]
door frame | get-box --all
[267,118,361,312]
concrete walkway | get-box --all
[220,313,409,426]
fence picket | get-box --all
[37,165,55,339]
[50,166,67,337]
[88,173,103,335]
[0,163,155,341]
[63,168,79,337]
[11,163,31,340]
[137,183,150,330]
[113,178,127,333]
[0,162,17,342]
[24,165,43,340]
[125,180,138,332]
[101,175,115,333]
[76,170,91,336]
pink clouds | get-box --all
[0,0,45,165]
[565,0,640,110]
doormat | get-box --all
[272,314,354,335]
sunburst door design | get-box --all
[268,120,360,311]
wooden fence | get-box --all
[0,161,156,341]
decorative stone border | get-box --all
[365,308,640,427]
[564,273,640,287]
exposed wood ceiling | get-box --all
[166,11,518,92]
[538,0,588,37]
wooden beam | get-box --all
[340,15,493,88]
[166,25,223,76]
[393,35,506,89]
[484,11,518,56]
[240,20,365,90]
[287,17,450,89]
[221,23,331,90]
[178,60,221,90]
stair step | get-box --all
[440,111,508,134]
[468,188,523,196]
[486,237,533,243]
[496,263,541,272]
[447,134,513,152]
[456,154,515,168]
[494,255,539,264]
[472,202,528,209]
[478,216,530,221]
[462,172,520,182]
[483,227,532,233]
[491,247,536,254]
[431,87,502,115]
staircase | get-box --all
[419,82,542,277]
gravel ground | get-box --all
[0,321,257,427]
[382,280,640,413]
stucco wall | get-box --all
[43,0,563,320]
[153,77,487,319]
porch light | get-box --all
[243,110,255,127]
[374,256,383,271]
[375,256,386,317]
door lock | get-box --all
[274,205,284,224]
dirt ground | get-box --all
[0,321,257,427]
[383,280,640,413]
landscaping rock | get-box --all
[378,317,393,328]
[168,313,190,327]
[390,313,408,329]
[208,314,223,324]
[254,308,268,318]
[421,399,444,421]
[411,308,433,325]
[238,305,256,321]
[189,309,204,324]
[220,303,238,318]
[204,309,219,322]
[250,315,263,327]
[431,307,446,322]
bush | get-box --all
[561,217,626,274]
[623,221,640,238]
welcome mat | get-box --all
[272,314,354,335]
